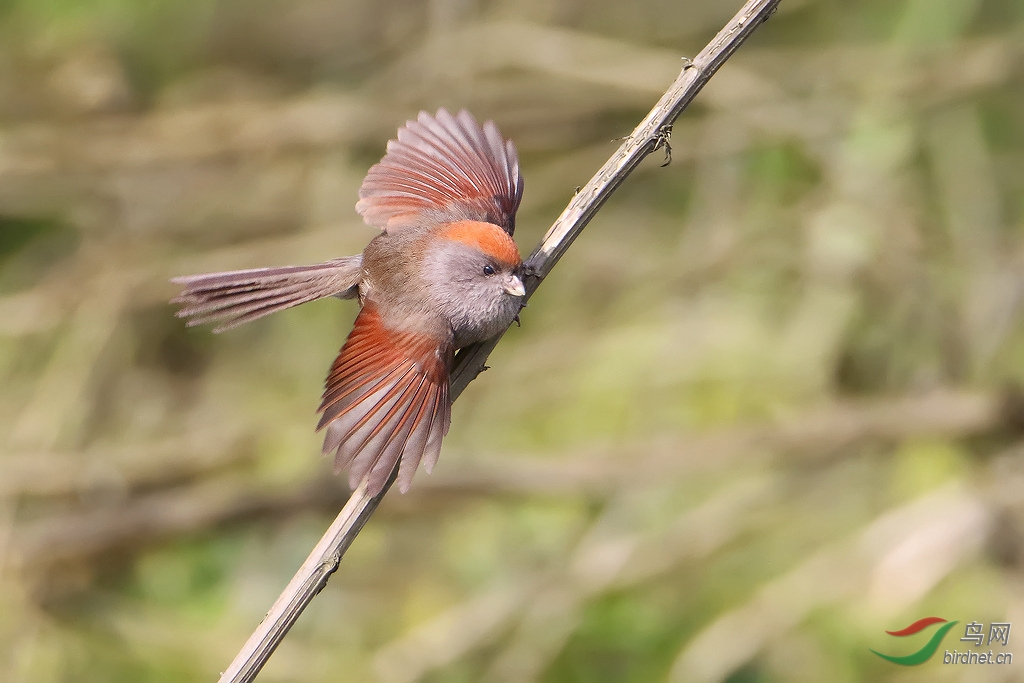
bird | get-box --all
[171,109,525,496]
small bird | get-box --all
[171,109,525,495]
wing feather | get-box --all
[357,109,523,235]
[318,304,452,495]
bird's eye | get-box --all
[482,264,496,276]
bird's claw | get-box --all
[653,124,673,167]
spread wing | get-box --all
[357,108,523,235]
[318,303,452,495]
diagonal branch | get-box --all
[217,1,782,681]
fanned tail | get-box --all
[171,256,363,332]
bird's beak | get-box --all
[504,274,526,297]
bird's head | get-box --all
[422,219,525,343]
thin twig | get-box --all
[216,1,781,680]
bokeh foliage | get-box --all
[2,0,1024,681]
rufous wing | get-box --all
[317,304,452,495]
[357,108,523,235]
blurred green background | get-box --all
[2,0,1024,681]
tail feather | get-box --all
[181,286,321,329]
[171,256,363,332]
[176,281,313,315]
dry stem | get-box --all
[217,1,782,680]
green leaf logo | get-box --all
[870,617,958,666]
